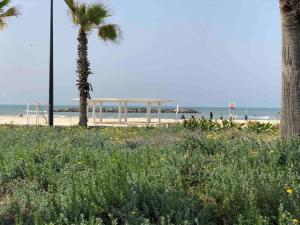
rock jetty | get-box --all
[54,107,199,114]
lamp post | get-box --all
[49,0,54,126]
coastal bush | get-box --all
[183,118,278,134]
[243,121,278,134]
[0,125,299,225]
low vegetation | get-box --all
[0,123,299,225]
[183,118,278,134]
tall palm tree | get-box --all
[0,0,20,30]
[279,0,300,139]
[65,0,121,127]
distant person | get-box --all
[209,112,213,120]
[245,114,248,121]
[19,113,23,118]
[191,115,195,120]
[181,114,185,120]
[220,113,223,121]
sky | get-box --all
[0,0,281,107]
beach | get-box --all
[0,115,280,127]
[0,115,181,127]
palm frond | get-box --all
[0,0,10,11]
[86,3,110,26]
[98,24,121,43]
[65,0,122,39]
[70,3,86,26]
[0,0,19,30]
[1,6,19,18]
[0,18,7,30]
[64,0,76,14]
[65,0,80,25]
[77,4,95,31]
[77,4,86,18]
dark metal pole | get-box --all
[49,0,54,126]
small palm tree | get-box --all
[0,0,20,30]
[65,0,121,127]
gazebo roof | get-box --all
[74,98,173,104]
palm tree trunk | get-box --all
[280,0,300,139]
[77,29,92,127]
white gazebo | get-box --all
[74,98,173,126]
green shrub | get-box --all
[0,126,299,225]
[183,118,278,134]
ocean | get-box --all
[0,105,281,120]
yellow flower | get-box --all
[293,219,299,224]
[287,187,293,194]
[160,157,165,161]
[206,133,217,140]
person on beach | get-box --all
[209,112,213,120]
[245,114,248,121]
[220,113,223,120]
[181,115,185,120]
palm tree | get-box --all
[279,0,300,139]
[65,0,121,127]
[0,0,20,30]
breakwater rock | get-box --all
[54,107,199,114]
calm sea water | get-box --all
[0,105,281,120]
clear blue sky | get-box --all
[0,0,280,107]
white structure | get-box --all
[176,105,179,121]
[228,102,236,119]
[26,101,48,125]
[75,98,172,127]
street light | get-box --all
[49,0,54,126]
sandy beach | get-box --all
[0,115,280,127]
[0,115,181,127]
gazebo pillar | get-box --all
[36,102,39,125]
[147,102,151,126]
[124,101,128,123]
[158,102,161,127]
[99,102,103,123]
[92,102,96,124]
[118,102,122,124]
